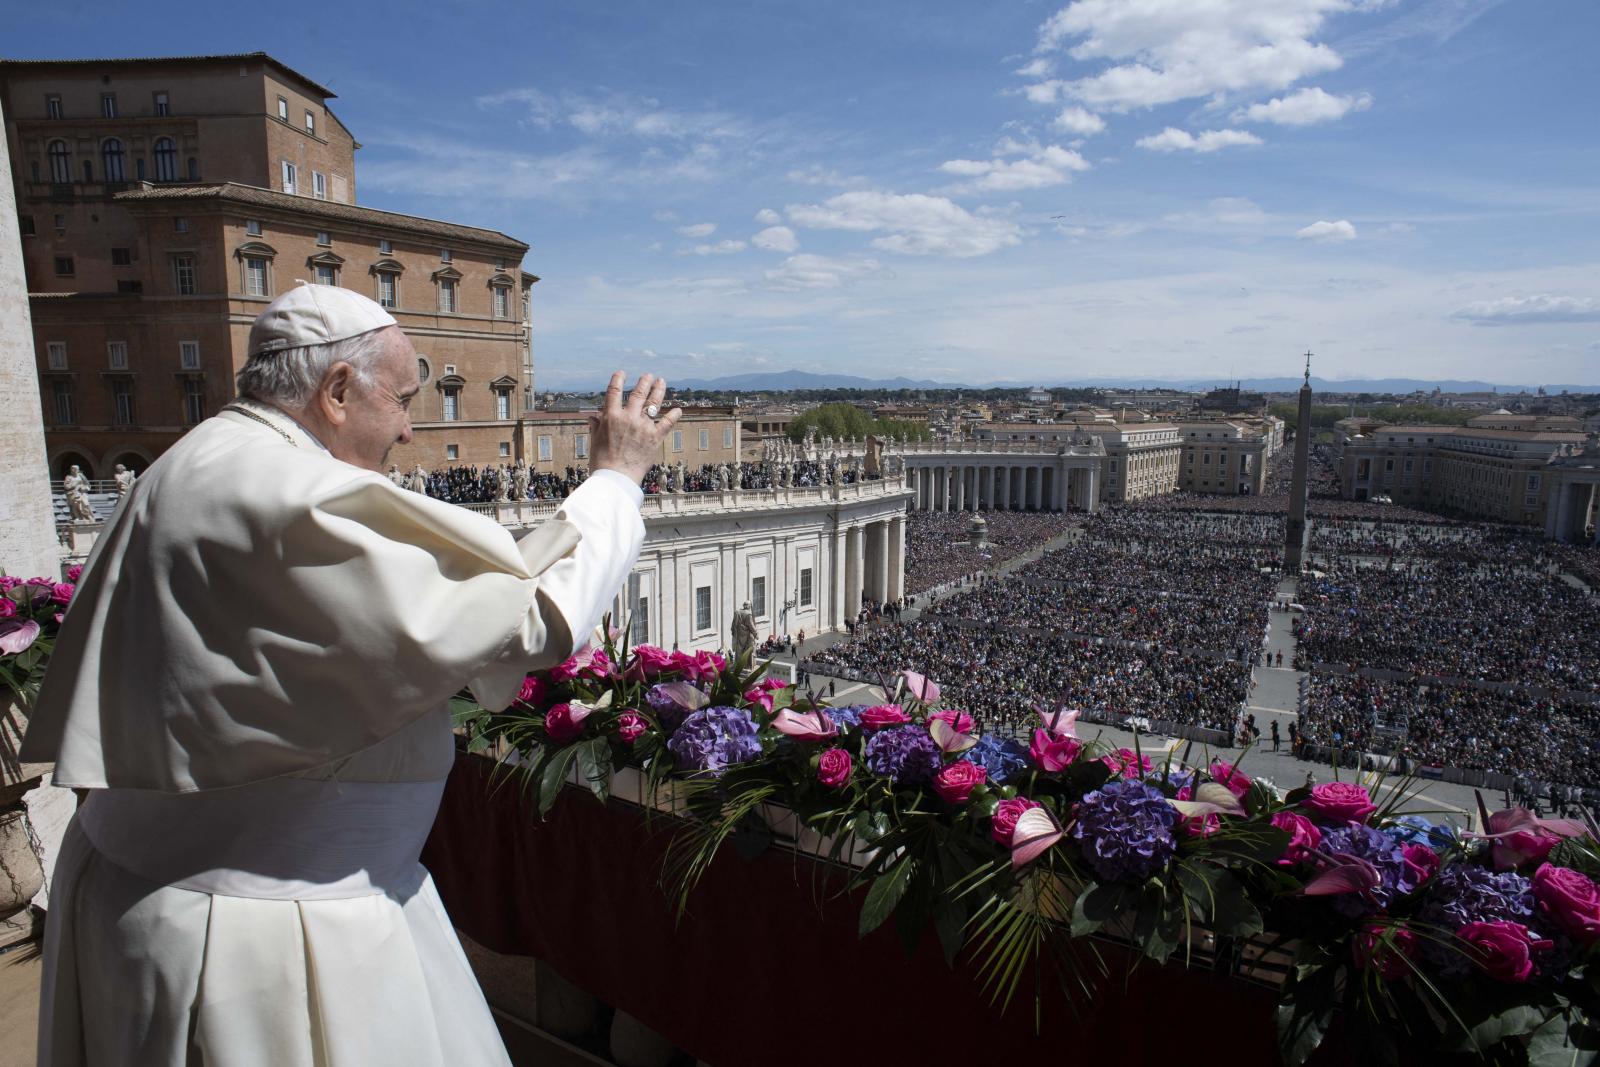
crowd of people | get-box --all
[1298,671,1600,789]
[902,511,1079,594]
[408,457,881,506]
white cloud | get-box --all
[1014,57,1054,78]
[1051,106,1106,136]
[677,222,716,238]
[1136,127,1262,153]
[765,254,884,290]
[938,142,1090,193]
[1023,80,1068,104]
[786,191,1024,258]
[685,239,747,256]
[1234,87,1372,126]
[1164,197,1272,228]
[751,226,800,253]
[1029,0,1378,112]
[1453,294,1600,325]
[478,87,746,140]
[786,165,866,187]
[754,208,782,225]
[1295,219,1358,242]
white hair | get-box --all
[234,328,392,406]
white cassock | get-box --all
[20,399,645,1066]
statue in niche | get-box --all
[731,601,758,660]
[63,466,95,523]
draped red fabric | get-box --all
[423,755,1348,1066]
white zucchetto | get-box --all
[247,283,398,358]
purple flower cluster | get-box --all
[863,725,942,787]
[826,705,868,729]
[1417,865,1540,976]
[961,734,1028,785]
[1319,824,1415,917]
[1071,779,1179,883]
[666,706,761,776]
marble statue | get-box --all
[386,464,406,488]
[731,601,758,659]
[63,465,95,523]
[407,464,428,494]
[512,463,530,501]
[674,461,688,493]
[113,463,137,498]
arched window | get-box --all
[101,138,125,182]
[48,140,70,183]
[153,137,177,182]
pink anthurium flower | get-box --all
[901,670,940,705]
[1169,782,1247,820]
[1475,808,1589,870]
[929,717,978,755]
[1302,853,1383,897]
[1011,806,1064,869]
[0,619,40,655]
[1037,706,1080,739]
[655,681,711,712]
[769,709,838,741]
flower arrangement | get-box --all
[456,628,1600,1066]
[0,567,77,705]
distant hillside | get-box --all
[673,370,950,391]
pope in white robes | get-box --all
[20,285,682,1066]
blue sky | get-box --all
[13,0,1600,388]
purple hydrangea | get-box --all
[1159,766,1197,794]
[1417,864,1539,976]
[1071,779,1180,883]
[645,683,694,727]
[666,706,761,776]
[1319,823,1415,918]
[1385,814,1458,850]
[826,705,868,729]
[962,733,1028,785]
[863,724,942,787]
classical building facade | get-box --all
[522,407,741,476]
[1174,420,1274,496]
[2,52,534,476]
[897,438,1105,512]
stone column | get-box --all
[1085,467,1100,513]
[846,525,865,622]
[1051,466,1065,511]
[888,515,905,601]
[872,521,889,607]
[953,467,965,511]
[0,95,56,580]
[831,525,848,629]
[997,465,1009,510]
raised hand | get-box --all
[588,371,683,484]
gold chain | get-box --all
[221,404,298,447]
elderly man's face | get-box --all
[332,327,420,471]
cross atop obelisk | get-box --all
[1284,351,1313,573]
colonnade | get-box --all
[905,461,1100,513]
[832,513,905,626]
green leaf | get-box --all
[1277,960,1339,1067]
[1070,881,1134,937]
[537,744,581,817]
[1529,1011,1600,1067]
[933,897,967,967]
[1460,1001,1553,1051]
[859,855,916,937]
[1131,885,1183,963]
[575,737,611,803]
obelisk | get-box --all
[1283,351,1312,573]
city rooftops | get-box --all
[0,52,336,98]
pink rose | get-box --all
[548,656,581,683]
[1456,921,1551,983]
[932,761,986,805]
[1401,843,1439,888]
[585,649,612,679]
[758,677,788,692]
[991,796,1041,846]
[691,651,726,680]
[24,576,51,586]
[1209,760,1253,800]
[0,598,14,619]
[1492,828,1562,871]
[543,703,587,744]
[627,645,674,680]
[744,686,777,712]
[615,711,648,744]
[1351,923,1417,980]
[929,709,976,734]
[1101,748,1152,779]
[1533,864,1600,947]
[49,582,74,606]
[1271,811,1324,866]
[518,675,546,706]
[65,565,83,582]
[817,747,852,789]
[1301,781,1377,824]
[1178,796,1222,838]
[1028,729,1081,772]
[0,576,18,590]
[859,704,912,730]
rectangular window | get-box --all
[179,340,200,369]
[19,216,34,236]
[246,219,262,236]
[440,249,451,262]
[694,586,712,632]
[100,93,117,118]
[315,263,336,286]
[442,390,459,421]
[153,91,169,116]
[312,171,326,200]
[112,379,135,425]
[45,94,63,119]
[52,380,75,425]
[172,255,196,295]
[277,96,288,122]
[46,342,68,370]
[107,341,128,369]
[630,594,650,646]
[304,110,316,135]
[538,435,553,461]
[496,391,511,420]
[672,430,683,452]
[54,256,74,276]
[574,433,588,459]
[438,279,457,313]
[379,238,392,254]
[1528,474,1541,490]
[316,230,330,246]
[174,216,189,233]
[498,441,511,458]
[377,272,397,308]
[111,247,132,265]
[183,378,206,425]
[799,567,813,607]
[281,160,297,195]
[723,427,734,448]
[492,288,509,318]
[244,257,269,296]
[446,444,459,461]
[751,576,767,618]
[698,429,709,450]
